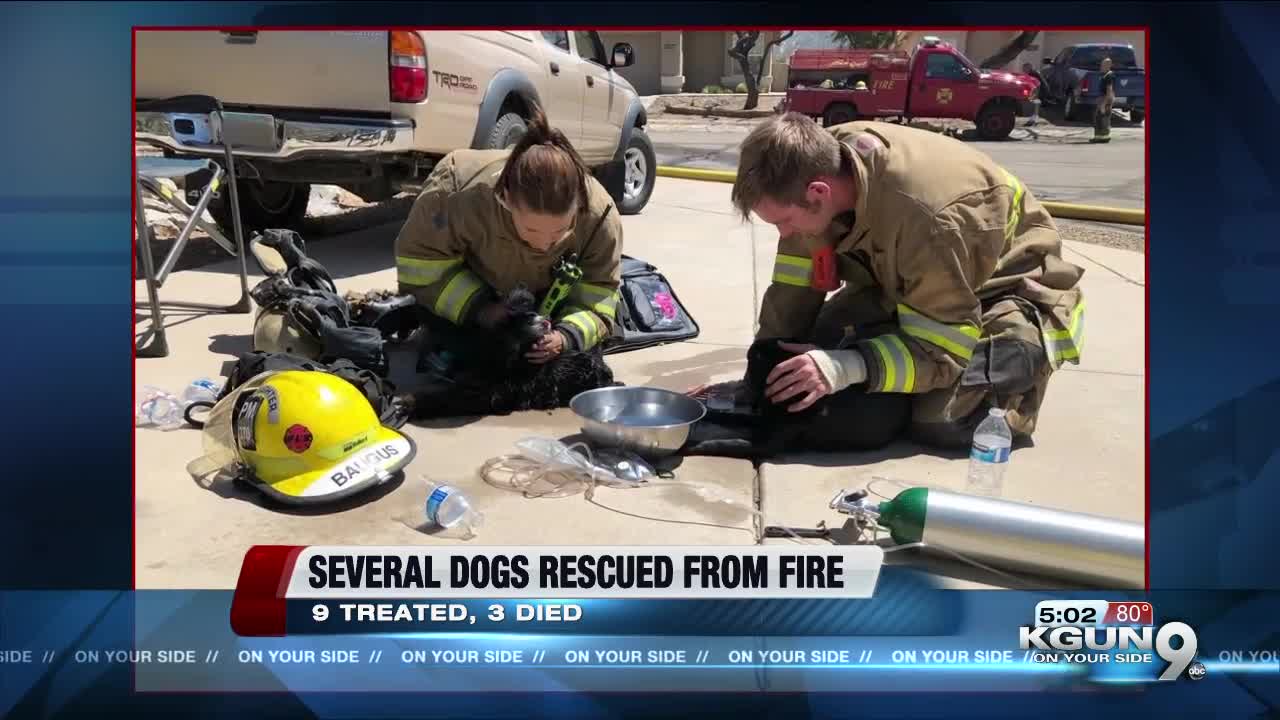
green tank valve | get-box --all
[874,487,930,545]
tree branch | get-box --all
[977,30,1040,69]
[755,30,795,89]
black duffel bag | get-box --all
[602,256,700,354]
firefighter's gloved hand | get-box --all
[804,348,868,394]
[766,343,842,413]
[474,302,510,330]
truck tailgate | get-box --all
[136,30,392,114]
[1111,70,1145,98]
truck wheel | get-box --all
[1129,109,1145,125]
[618,128,656,215]
[823,103,857,127]
[976,105,1016,140]
[486,112,528,149]
[211,179,311,234]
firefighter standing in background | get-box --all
[697,113,1086,448]
[1091,57,1117,143]
[394,108,622,364]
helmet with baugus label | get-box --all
[190,370,415,505]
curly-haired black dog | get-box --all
[404,286,616,419]
[683,338,911,459]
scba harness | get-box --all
[250,229,420,376]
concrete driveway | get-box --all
[134,177,1145,590]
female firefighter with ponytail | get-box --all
[394,106,623,365]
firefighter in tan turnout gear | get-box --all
[394,108,622,364]
[719,113,1086,447]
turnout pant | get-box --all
[1093,99,1113,140]
[812,285,1055,450]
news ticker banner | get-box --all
[2,588,1279,700]
[230,545,886,636]
[3,549,1277,699]
[207,546,1272,692]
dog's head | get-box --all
[744,338,820,415]
[501,285,552,357]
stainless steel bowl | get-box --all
[570,386,707,458]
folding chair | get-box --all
[135,95,252,358]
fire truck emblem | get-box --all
[936,88,954,104]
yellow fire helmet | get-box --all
[194,369,415,505]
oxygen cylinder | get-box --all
[873,488,1144,588]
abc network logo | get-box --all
[1019,622,1204,681]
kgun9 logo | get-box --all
[1019,622,1201,681]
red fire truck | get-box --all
[782,37,1040,140]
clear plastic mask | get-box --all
[185,371,278,480]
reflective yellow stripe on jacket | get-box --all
[558,309,602,349]
[433,268,485,324]
[567,282,619,320]
[396,255,486,325]
[1045,299,1086,365]
[864,335,916,393]
[772,254,812,287]
[1002,168,1025,242]
[897,304,981,361]
[396,255,463,286]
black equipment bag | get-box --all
[248,229,420,377]
[189,351,410,430]
[602,256,701,355]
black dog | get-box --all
[683,338,911,459]
[405,286,615,419]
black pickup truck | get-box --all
[1040,43,1145,124]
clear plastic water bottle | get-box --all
[136,385,185,430]
[965,408,1012,497]
[423,478,484,538]
[137,378,223,430]
[181,377,222,407]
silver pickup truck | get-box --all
[135,30,655,231]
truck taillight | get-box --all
[1080,77,1089,92]
[390,31,427,103]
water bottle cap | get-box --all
[988,408,1007,418]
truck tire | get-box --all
[617,128,656,215]
[1129,109,1145,125]
[211,179,311,234]
[486,112,528,150]
[823,103,858,127]
[975,104,1016,141]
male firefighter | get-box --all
[709,113,1086,448]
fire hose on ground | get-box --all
[654,166,1145,227]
